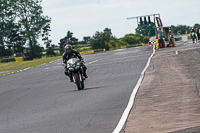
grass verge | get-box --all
[0,56,62,76]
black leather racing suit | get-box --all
[62,49,87,80]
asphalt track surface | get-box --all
[0,46,153,133]
[125,41,200,133]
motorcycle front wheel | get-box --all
[81,80,84,89]
[74,73,83,90]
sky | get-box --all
[40,0,200,46]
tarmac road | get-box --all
[125,41,200,133]
[0,45,153,133]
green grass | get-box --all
[0,56,62,76]
[74,44,92,52]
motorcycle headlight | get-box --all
[75,66,80,70]
[69,67,74,71]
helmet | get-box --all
[65,44,72,54]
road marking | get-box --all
[176,51,178,55]
[86,60,98,65]
[113,45,155,133]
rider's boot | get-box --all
[70,77,73,82]
[83,72,88,79]
[69,73,73,82]
[64,71,68,76]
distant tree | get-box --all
[83,36,91,44]
[58,38,66,54]
[42,23,52,48]
[103,28,112,42]
[120,33,143,45]
[135,22,155,36]
[58,31,78,54]
[42,23,56,57]
[16,0,51,58]
[8,28,24,54]
[143,36,150,43]
[90,28,112,50]
[0,0,17,56]
[106,37,119,49]
[90,31,104,49]
[30,44,43,58]
[90,28,113,50]
[121,34,137,45]
[194,24,200,30]
[171,25,191,35]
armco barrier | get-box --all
[80,44,143,55]
[15,57,24,62]
[142,43,149,46]
[1,59,8,63]
[94,49,103,52]
[0,58,15,63]
[121,46,126,49]
[175,37,182,41]
[80,50,94,55]
[127,44,142,48]
[80,49,106,55]
[8,58,15,62]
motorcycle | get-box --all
[65,58,85,90]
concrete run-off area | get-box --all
[125,47,200,133]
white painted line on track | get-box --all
[112,45,155,133]
[114,49,126,51]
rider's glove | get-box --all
[81,60,85,64]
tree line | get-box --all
[59,23,200,53]
[1,0,199,59]
[58,28,150,53]
[0,0,50,58]
[171,24,200,35]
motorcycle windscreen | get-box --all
[67,58,79,65]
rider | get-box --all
[191,28,196,43]
[62,44,88,82]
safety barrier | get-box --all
[175,37,182,41]
[94,49,105,52]
[174,35,194,42]
[127,44,143,48]
[121,44,144,49]
[0,44,146,63]
[0,57,24,63]
[15,57,24,62]
[80,49,106,55]
[142,43,149,46]
[0,58,15,63]
[80,50,94,55]
[120,46,126,49]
